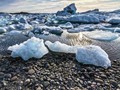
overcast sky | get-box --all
[0,0,119,13]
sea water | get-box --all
[0,0,120,13]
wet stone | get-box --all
[95,78,103,83]
[28,69,35,74]
[11,76,18,81]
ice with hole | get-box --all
[76,45,111,68]
[8,37,49,60]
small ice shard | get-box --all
[0,27,7,34]
[108,18,120,25]
[45,41,78,53]
[59,22,73,29]
[76,45,111,68]
[8,37,48,61]
[7,30,22,35]
[84,30,119,41]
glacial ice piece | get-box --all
[108,18,120,25]
[32,25,63,36]
[56,14,100,24]
[84,30,119,41]
[0,27,7,34]
[45,41,78,53]
[8,37,48,61]
[56,3,77,16]
[76,45,111,68]
[59,22,73,29]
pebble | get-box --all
[100,74,107,79]
[28,69,35,74]
[95,78,103,83]
[36,86,42,90]
[25,79,31,84]
[11,76,18,81]
[110,80,118,87]
[43,81,50,87]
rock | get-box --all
[8,37,49,60]
[28,69,35,74]
[56,3,77,16]
[59,22,73,29]
[76,45,111,68]
[45,41,78,53]
[25,79,31,84]
[95,79,103,83]
[2,80,7,86]
[36,86,42,90]
[11,76,18,81]
[110,80,118,87]
[43,81,50,87]
[57,14,100,24]
[0,27,6,34]
[108,18,120,25]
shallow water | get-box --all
[0,0,120,13]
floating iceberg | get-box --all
[8,37,48,61]
[45,41,78,53]
[76,45,111,68]
[84,30,119,41]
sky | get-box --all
[0,0,120,13]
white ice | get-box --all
[84,30,119,41]
[45,41,79,53]
[8,37,49,61]
[76,45,111,68]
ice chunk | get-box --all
[45,41,78,53]
[8,37,48,61]
[76,45,111,68]
[59,22,73,29]
[84,30,119,41]
[0,27,7,34]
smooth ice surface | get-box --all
[45,41,78,53]
[84,30,119,41]
[76,45,111,68]
[8,37,48,60]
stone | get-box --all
[76,45,111,68]
[28,69,35,74]
[36,86,42,90]
[110,80,118,87]
[43,81,50,87]
[95,79,103,83]
[11,76,18,81]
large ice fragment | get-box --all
[8,37,48,60]
[76,45,111,68]
[84,30,119,41]
[45,41,78,53]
